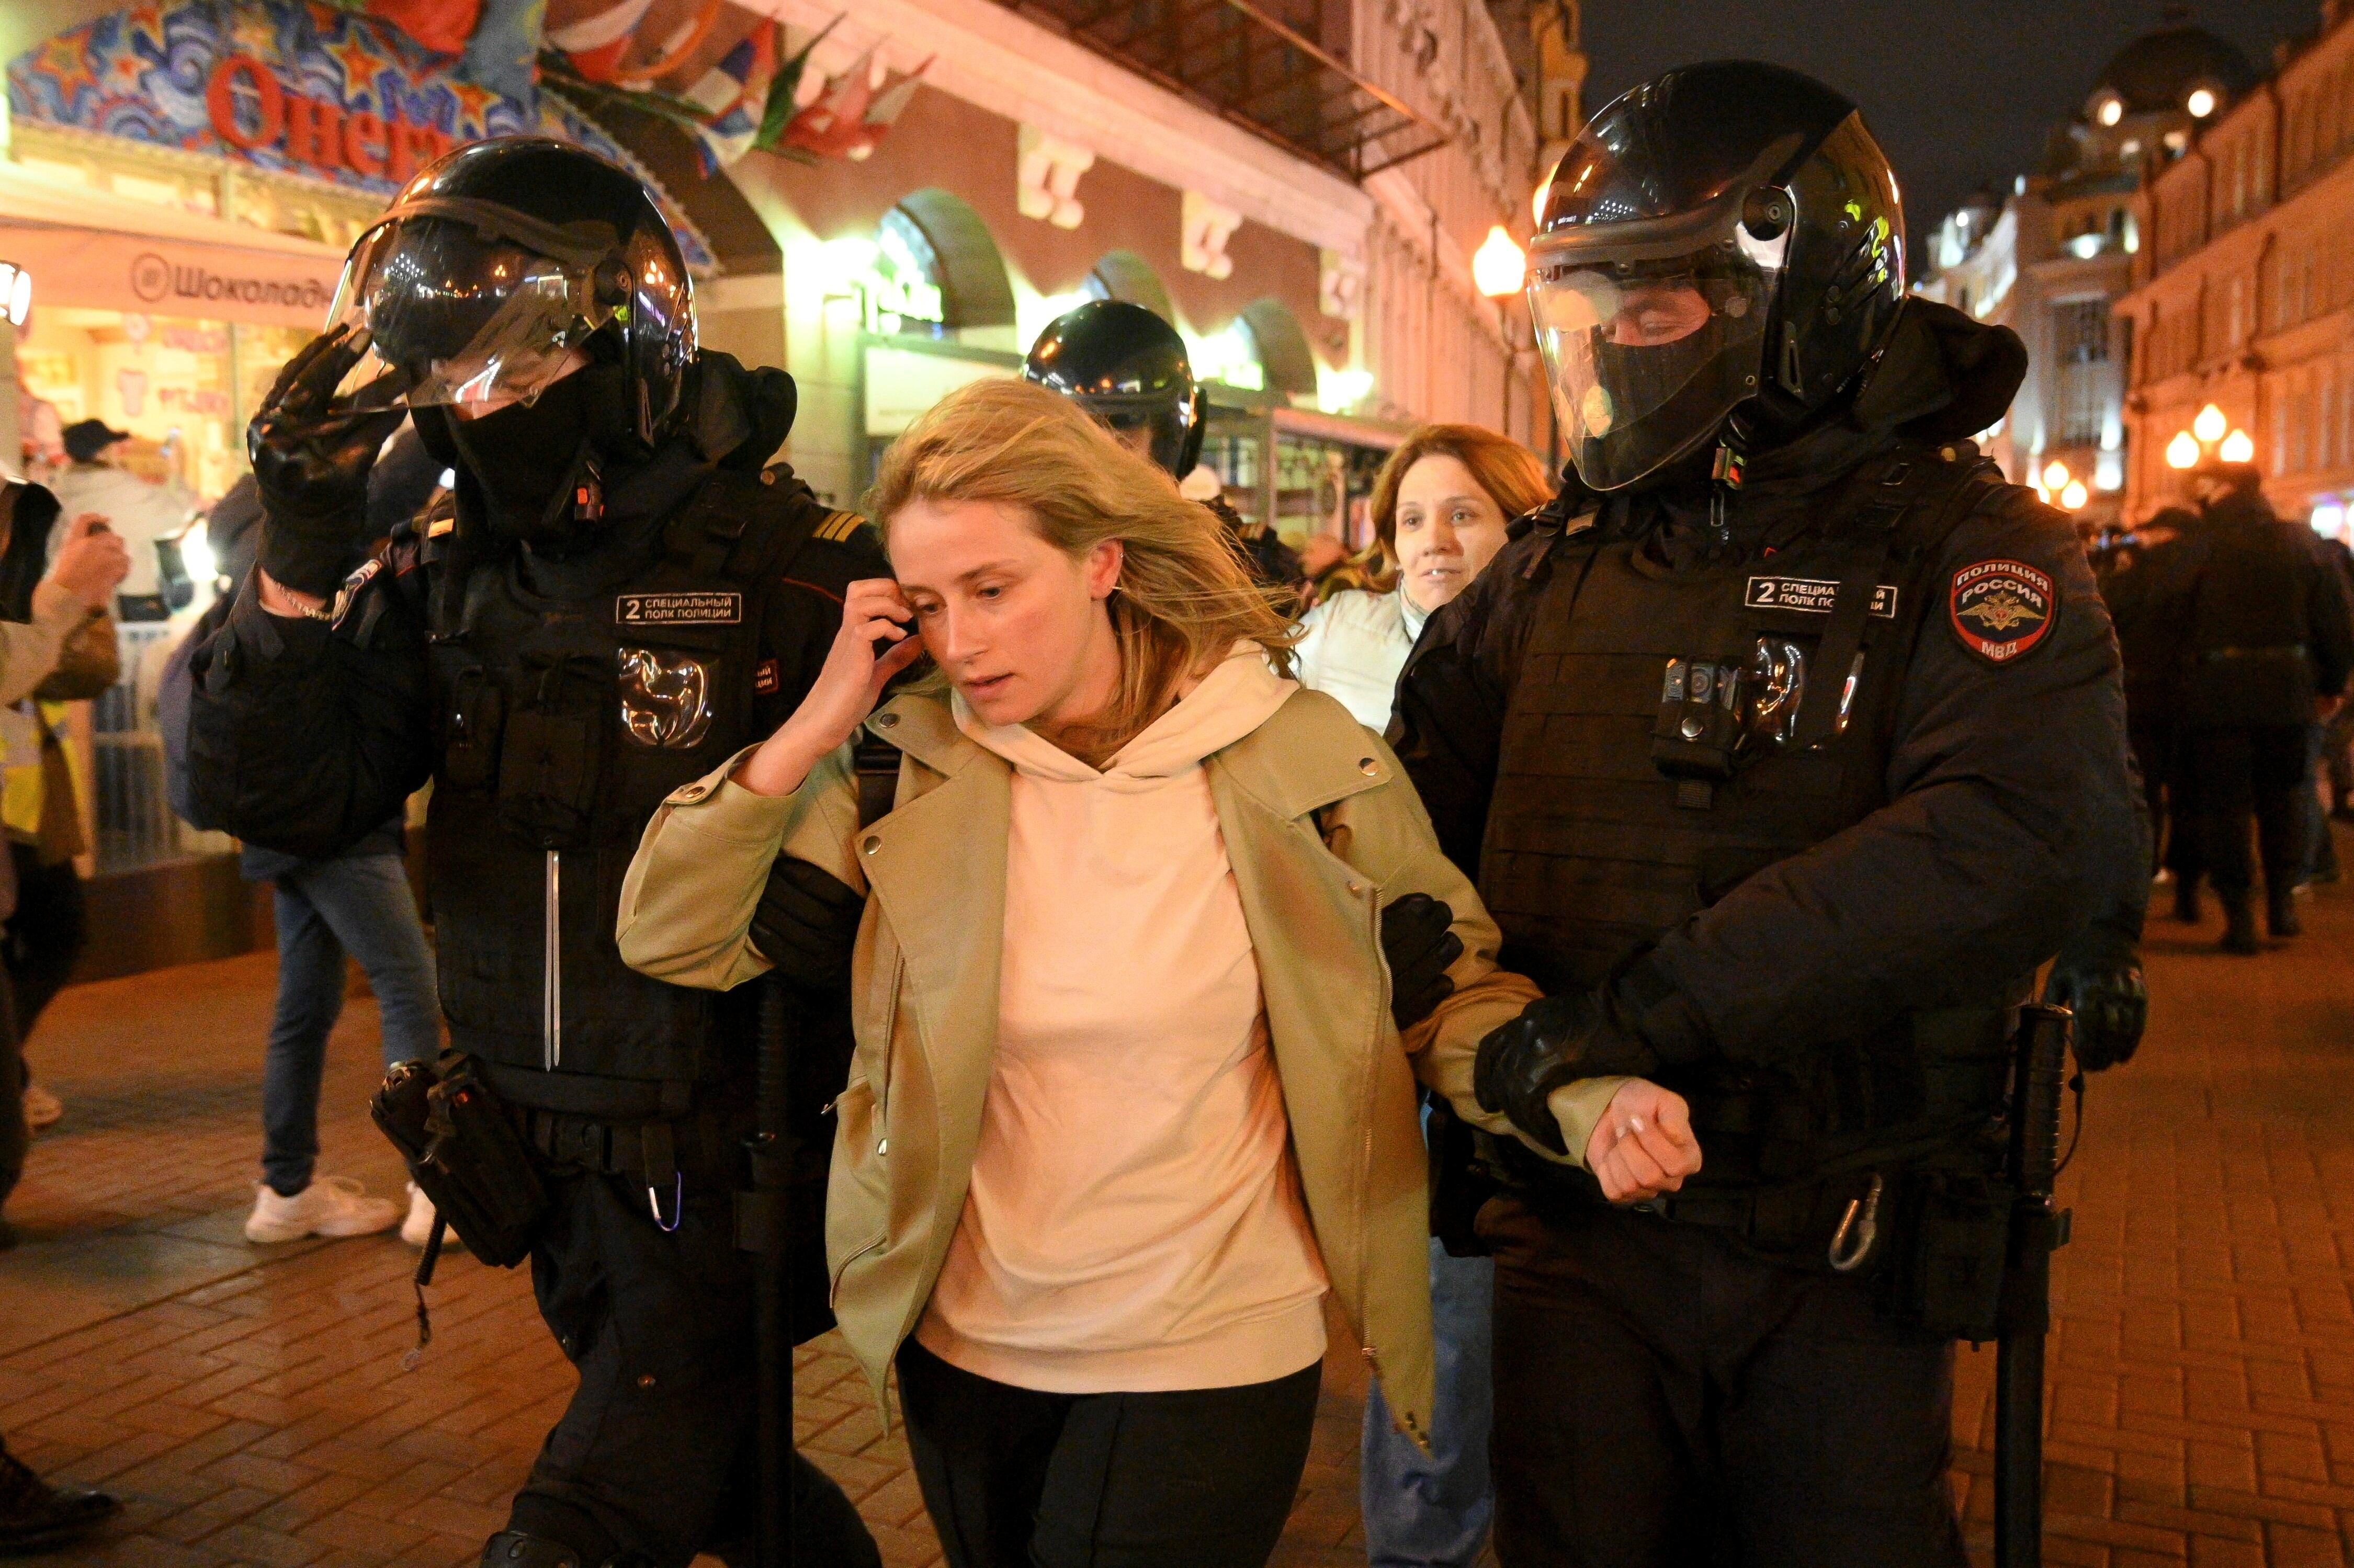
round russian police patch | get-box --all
[1948,559,2056,664]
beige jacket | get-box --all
[616,684,1611,1441]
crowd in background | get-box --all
[2090,465,2354,955]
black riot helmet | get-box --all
[326,137,697,446]
[1528,61,1906,491]
[1023,300,1205,478]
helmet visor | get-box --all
[1529,233,1781,491]
[326,216,619,412]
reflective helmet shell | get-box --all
[333,137,697,445]
[1022,300,1205,478]
[1534,61,1906,487]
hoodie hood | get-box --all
[954,643,1297,786]
[1847,298,2028,444]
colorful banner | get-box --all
[7,0,712,269]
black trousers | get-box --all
[1480,1196,1966,1568]
[2127,715,2198,880]
[511,1162,878,1568]
[3,846,82,1044]
[2189,723,2313,899]
[896,1338,1320,1568]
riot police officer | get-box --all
[1391,63,2146,1565]
[183,139,883,1568]
[1023,299,1301,589]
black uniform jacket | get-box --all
[184,352,884,860]
[2169,490,2354,728]
[1394,301,2146,1071]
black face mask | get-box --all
[418,364,636,554]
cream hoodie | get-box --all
[912,645,1332,1393]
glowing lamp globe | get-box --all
[2219,429,2255,464]
[2041,460,2070,491]
[2060,480,2089,510]
[2165,431,2201,469]
[1473,225,1526,298]
[2193,403,2227,444]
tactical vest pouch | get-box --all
[1884,1168,2013,1340]
[498,654,607,848]
[371,1051,548,1269]
[1653,656,1748,781]
[439,667,504,791]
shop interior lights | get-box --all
[0,262,29,327]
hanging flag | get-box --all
[780,43,931,162]
[361,0,483,56]
[754,14,841,154]
[685,26,774,173]
[457,0,548,105]
[545,0,659,82]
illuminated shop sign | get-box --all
[8,0,714,269]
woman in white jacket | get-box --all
[1291,425,1552,732]
[1288,423,1551,1568]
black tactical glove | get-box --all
[750,856,865,990]
[1379,893,1462,1033]
[2042,929,2147,1071]
[1473,990,1660,1155]
[247,325,406,597]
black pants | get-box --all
[1480,1196,1965,1568]
[2189,723,2312,899]
[511,1160,877,1568]
[2127,715,2197,880]
[3,846,82,1044]
[896,1338,1320,1568]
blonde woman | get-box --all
[616,380,1696,1567]
[1292,424,1552,733]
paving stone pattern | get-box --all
[4,855,2353,1566]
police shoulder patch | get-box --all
[1948,559,2056,664]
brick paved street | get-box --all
[3,836,2352,1566]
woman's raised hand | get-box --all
[732,579,925,798]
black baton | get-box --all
[1995,1002,2073,1568]
[742,975,796,1566]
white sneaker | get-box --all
[399,1181,457,1249]
[21,1084,61,1130]
[244,1176,401,1243]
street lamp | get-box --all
[2060,480,2089,510]
[1474,225,1526,298]
[2193,402,2227,443]
[2165,430,2202,469]
[2041,459,2070,491]
[2219,428,2255,464]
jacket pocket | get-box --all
[826,1076,890,1303]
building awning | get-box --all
[0,161,345,329]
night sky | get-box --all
[1579,0,2323,247]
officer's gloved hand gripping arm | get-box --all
[183,326,434,856]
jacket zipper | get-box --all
[543,849,561,1070]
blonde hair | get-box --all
[866,378,1298,761]
[1369,423,1553,556]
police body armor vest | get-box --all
[1484,448,2017,1202]
[421,469,834,1117]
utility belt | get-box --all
[520,1101,748,1213]
[1472,1114,2020,1342]
[2199,643,2308,663]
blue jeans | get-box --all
[1361,1236,1496,1565]
[259,852,440,1197]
